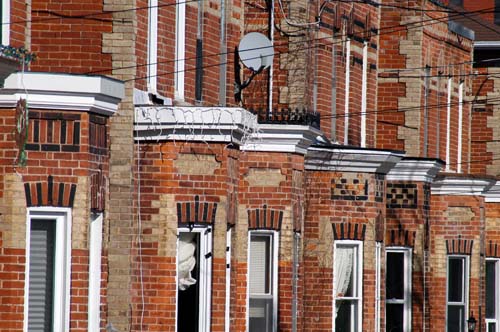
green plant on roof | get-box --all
[0,45,36,64]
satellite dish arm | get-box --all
[234,46,265,103]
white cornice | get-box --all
[387,158,444,182]
[241,124,322,154]
[431,176,495,196]
[484,181,500,202]
[134,106,322,154]
[134,106,257,145]
[0,72,124,116]
[305,146,404,174]
[474,41,500,49]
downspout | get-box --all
[375,242,381,332]
[331,42,337,139]
[344,38,351,145]
[292,232,300,332]
[436,74,442,159]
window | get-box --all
[248,231,278,332]
[88,213,103,332]
[334,241,362,332]
[449,0,463,7]
[486,259,500,332]
[386,248,412,332]
[24,208,71,332]
[495,0,500,24]
[1,0,10,44]
[177,226,212,332]
[446,256,469,332]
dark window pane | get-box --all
[486,261,497,319]
[386,252,404,300]
[488,322,496,332]
[28,219,56,332]
[496,0,500,24]
[448,258,464,302]
[335,300,357,332]
[249,298,273,332]
[447,305,464,332]
[386,303,404,332]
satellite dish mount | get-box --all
[234,32,274,103]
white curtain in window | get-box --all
[334,246,354,316]
[178,233,197,291]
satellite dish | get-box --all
[238,32,274,72]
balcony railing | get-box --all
[249,108,320,129]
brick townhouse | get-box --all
[0,0,500,331]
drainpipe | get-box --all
[292,232,300,332]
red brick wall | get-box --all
[29,0,113,74]
[304,170,385,332]
[0,107,111,331]
[429,193,484,332]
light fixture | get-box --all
[467,312,477,332]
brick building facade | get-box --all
[1,0,500,332]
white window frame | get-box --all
[174,0,186,101]
[386,247,412,332]
[445,77,452,172]
[486,258,500,332]
[446,255,470,332]
[344,38,351,145]
[333,240,363,332]
[1,0,10,45]
[147,0,158,93]
[225,227,232,332]
[247,230,279,332]
[457,80,463,173]
[88,213,103,332]
[23,207,72,332]
[176,226,212,332]
[360,41,368,148]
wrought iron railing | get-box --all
[248,108,320,129]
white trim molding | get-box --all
[484,181,500,202]
[431,175,495,196]
[1,0,10,44]
[24,207,72,332]
[0,72,125,116]
[387,158,444,183]
[134,106,322,154]
[306,146,404,174]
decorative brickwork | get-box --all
[446,237,474,255]
[332,222,366,241]
[247,205,283,230]
[89,114,107,155]
[331,177,368,201]
[26,111,81,152]
[386,226,416,247]
[386,183,418,209]
[375,174,385,203]
[90,170,106,212]
[486,241,500,258]
[24,175,76,207]
[176,195,218,225]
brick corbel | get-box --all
[248,205,283,230]
[386,225,416,248]
[24,175,76,207]
[332,222,366,241]
[176,195,218,226]
[446,236,473,255]
[486,241,500,258]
